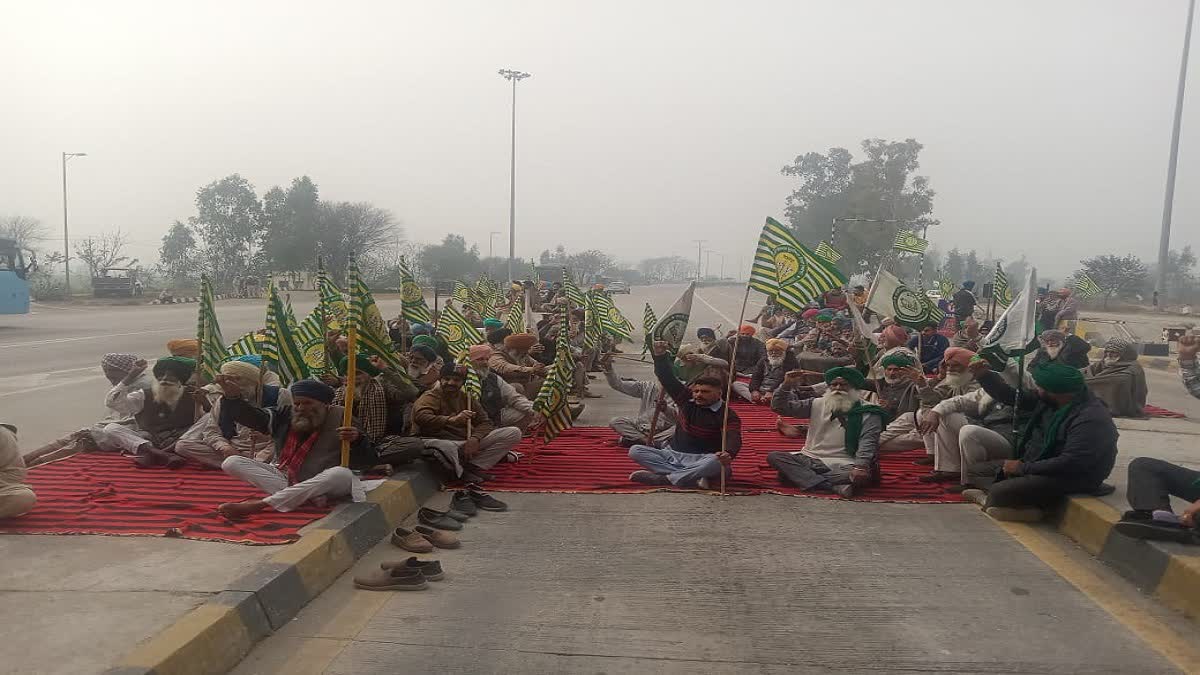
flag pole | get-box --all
[340,260,359,467]
[644,390,666,445]
[719,284,753,496]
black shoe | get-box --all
[628,470,671,486]
[444,508,470,522]
[418,507,463,530]
[382,556,445,581]
[468,489,508,511]
[1121,509,1154,522]
[450,491,478,516]
[1114,520,1199,544]
[617,437,636,448]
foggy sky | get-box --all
[3,0,1198,278]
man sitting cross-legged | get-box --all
[332,354,426,468]
[740,338,799,405]
[1084,337,1148,418]
[960,361,1118,522]
[95,356,201,469]
[627,340,741,489]
[767,367,888,498]
[604,352,677,448]
[175,359,292,468]
[488,332,548,399]
[0,424,36,520]
[468,344,549,434]
[890,347,980,460]
[412,361,523,484]
[216,378,370,519]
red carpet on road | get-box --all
[1144,404,1187,419]
[0,454,328,545]
[480,399,964,503]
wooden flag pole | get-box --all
[719,284,753,496]
[644,389,667,445]
[340,323,358,468]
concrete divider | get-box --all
[1052,496,1200,622]
[104,464,439,675]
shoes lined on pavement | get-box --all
[418,507,463,531]
[629,470,670,486]
[391,527,434,553]
[444,508,470,522]
[984,506,1044,523]
[1114,520,1200,544]
[415,525,461,549]
[353,567,428,591]
[468,489,508,511]
[450,491,478,517]
[381,556,445,581]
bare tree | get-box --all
[317,201,400,282]
[0,215,48,248]
[74,229,136,279]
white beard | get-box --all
[152,380,184,410]
[883,374,903,385]
[1103,357,1120,367]
[823,389,860,417]
[474,366,491,378]
[1044,346,1062,359]
[942,370,973,389]
[767,356,784,367]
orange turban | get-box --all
[166,338,199,358]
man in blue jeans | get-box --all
[627,340,742,489]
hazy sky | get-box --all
[3,0,1199,277]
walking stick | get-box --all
[718,284,753,496]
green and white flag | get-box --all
[437,302,484,358]
[893,229,929,254]
[263,282,310,385]
[1074,273,1103,299]
[814,241,843,263]
[592,290,633,340]
[649,281,696,352]
[641,302,658,354]
[532,302,575,443]
[993,263,1013,307]
[866,268,944,328]
[348,257,410,377]
[399,260,432,324]
[196,275,229,383]
[750,217,847,311]
[981,268,1038,356]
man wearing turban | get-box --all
[22,353,158,467]
[166,338,200,359]
[954,360,1117,522]
[331,354,424,468]
[603,346,677,448]
[868,324,917,380]
[742,338,799,404]
[216,378,372,519]
[1084,337,1148,418]
[879,347,981,461]
[488,333,548,399]
[174,360,294,468]
[92,356,201,468]
[767,366,888,498]
[724,325,767,376]
[1029,329,1091,371]
[468,344,546,433]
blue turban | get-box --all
[290,379,335,404]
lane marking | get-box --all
[0,328,180,349]
[693,291,736,326]
[995,519,1200,673]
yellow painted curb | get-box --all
[1056,497,1120,556]
[366,479,419,525]
[1155,554,1200,621]
[270,527,355,597]
[118,598,259,675]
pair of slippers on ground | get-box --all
[1114,510,1200,545]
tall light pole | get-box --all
[1156,0,1196,307]
[62,152,88,297]
[499,68,531,283]
[489,231,502,259]
[709,251,725,279]
[692,239,705,280]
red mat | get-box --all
[482,397,963,503]
[0,454,329,545]
[1144,404,1187,419]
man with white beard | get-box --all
[1028,329,1090,371]
[767,367,888,498]
[883,347,980,456]
[175,359,292,468]
[92,356,201,469]
[216,379,370,519]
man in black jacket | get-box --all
[952,281,977,322]
[962,361,1118,522]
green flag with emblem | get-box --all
[196,275,230,383]
[649,281,696,352]
[749,217,847,311]
[399,260,432,324]
[437,302,484,358]
[641,302,658,354]
[263,282,310,385]
[937,269,955,301]
[866,268,944,328]
[893,229,930,254]
[532,301,575,443]
[452,280,472,304]
[993,263,1012,307]
[814,241,843,263]
[504,294,526,333]
[591,290,633,340]
[1074,273,1102,299]
[348,258,411,378]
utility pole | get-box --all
[1156,0,1196,307]
[692,239,705,280]
[489,231,501,259]
[61,151,88,296]
[499,68,531,284]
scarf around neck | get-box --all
[834,401,890,458]
[277,428,321,484]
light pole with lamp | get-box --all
[498,68,531,283]
[61,151,88,296]
[1155,0,1196,308]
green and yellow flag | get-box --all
[452,280,472,304]
[504,294,526,333]
[196,275,230,382]
[437,302,484,358]
[263,282,310,385]
[814,241,843,263]
[937,269,955,300]
[641,302,657,354]
[532,301,575,443]
[348,257,410,377]
[749,217,847,311]
[459,352,482,401]
[893,229,929,255]
[1074,273,1102,299]
[592,290,633,340]
[866,268,944,328]
[993,263,1012,307]
[399,260,432,324]
[562,270,586,308]
[227,331,261,357]
[296,260,343,375]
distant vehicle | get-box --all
[925,289,942,301]
[607,280,631,294]
[0,237,31,314]
[92,267,142,298]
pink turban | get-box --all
[801,309,820,320]
[882,325,908,345]
[943,347,975,367]
[468,344,493,360]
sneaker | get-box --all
[381,556,444,581]
[418,507,463,531]
[960,489,988,507]
[628,470,670,486]
[444,508,470,522]
[391,526,434,553]
[353,567,428,591]
[832,484,855,499]
[450,491,478,517]
[1114,520,1200,545]
[697,477,711,490]
[415,525,461,549]
[468,489,509,512]
[985,506,1044,523]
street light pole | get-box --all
[1156,0,1196,307]
[692,239,705,280]
[61,151,88,297]
[489,231,502,259]
[499,68,531,284]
